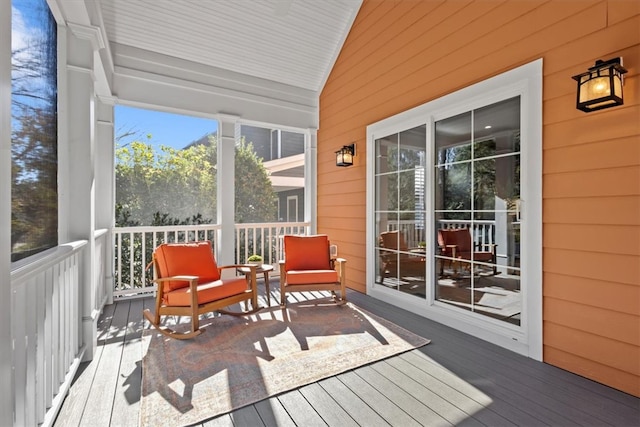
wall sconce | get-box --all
[572,57,628,112]
[335,143,355,167]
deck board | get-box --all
[276,390,328,426]
[252,398,297,427]
[54,286,640,427]
[317,376,390,426]
[79,301,131,427]
[110,298,144,427]
[389,354,515,427]
[298,382,359,427]
[338,369,422,427]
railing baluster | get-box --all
[111,222,308,297]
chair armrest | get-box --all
[153,275,199,283]
[153,275,199,298]
[332,257,346,277]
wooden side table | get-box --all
[237,264,275,306]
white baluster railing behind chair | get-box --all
[235,222,310,266]
[112,222,310,298]
[113,224,221,298]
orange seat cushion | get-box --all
[286,269,338,285]
[164,277,248,306]
[284,235,331,271]
[154,241,220,291]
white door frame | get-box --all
[366,59,542,360]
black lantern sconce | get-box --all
[572,57,628,112]
[335,143,355,167]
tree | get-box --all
[234,138,277,223]
[115,134,278,226]
[115,136,217,225]
[11,2,58,261]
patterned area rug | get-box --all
[140,300,430,426]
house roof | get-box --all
[98,0,362,94]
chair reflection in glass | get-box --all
[437,227,497,276]
[378,230,426,282]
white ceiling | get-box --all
[98,0,362,93]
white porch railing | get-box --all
[113,224,220,298]
[112,222,310,298]
[11,240,87,427]
[235,222,309,266]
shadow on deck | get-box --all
[55,279,639,426]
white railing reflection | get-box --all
[388,219,496,249]
[112,222,309,298]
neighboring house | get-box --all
[239,125,306,223]
[186,125,306,222]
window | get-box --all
[11,0,58,262]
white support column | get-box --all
[65,30,97,361]
[217,116,237,266]
[0,0,14,423]
[95,98,115,304]
[305,129,318,234]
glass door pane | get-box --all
[434,97,522,325]
[374,125,427,298]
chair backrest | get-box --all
[154,241,220,291]
[283,235,331,271]
[438,228,472,252]
[379,230,409,251]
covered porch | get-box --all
[3,0,639,426]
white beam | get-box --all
[0,0,14,423]
[269,176,305,188]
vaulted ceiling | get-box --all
[98,0,362,94]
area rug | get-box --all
[139,300,430,427]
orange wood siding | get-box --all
[318,0,640,396]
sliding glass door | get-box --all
[434,97,522,325]
[367,60,542,357]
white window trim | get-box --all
[287,195,299,222]
[366,59,542,360]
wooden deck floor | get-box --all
[54,283,639,427]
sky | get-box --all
[114,105,219,150]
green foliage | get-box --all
[114,133,278,287]
[234,138,278,223]
[115,135,217,226]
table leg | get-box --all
[263,271,270,306]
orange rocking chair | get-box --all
[279,234,347,307]
[143,241,261,339]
